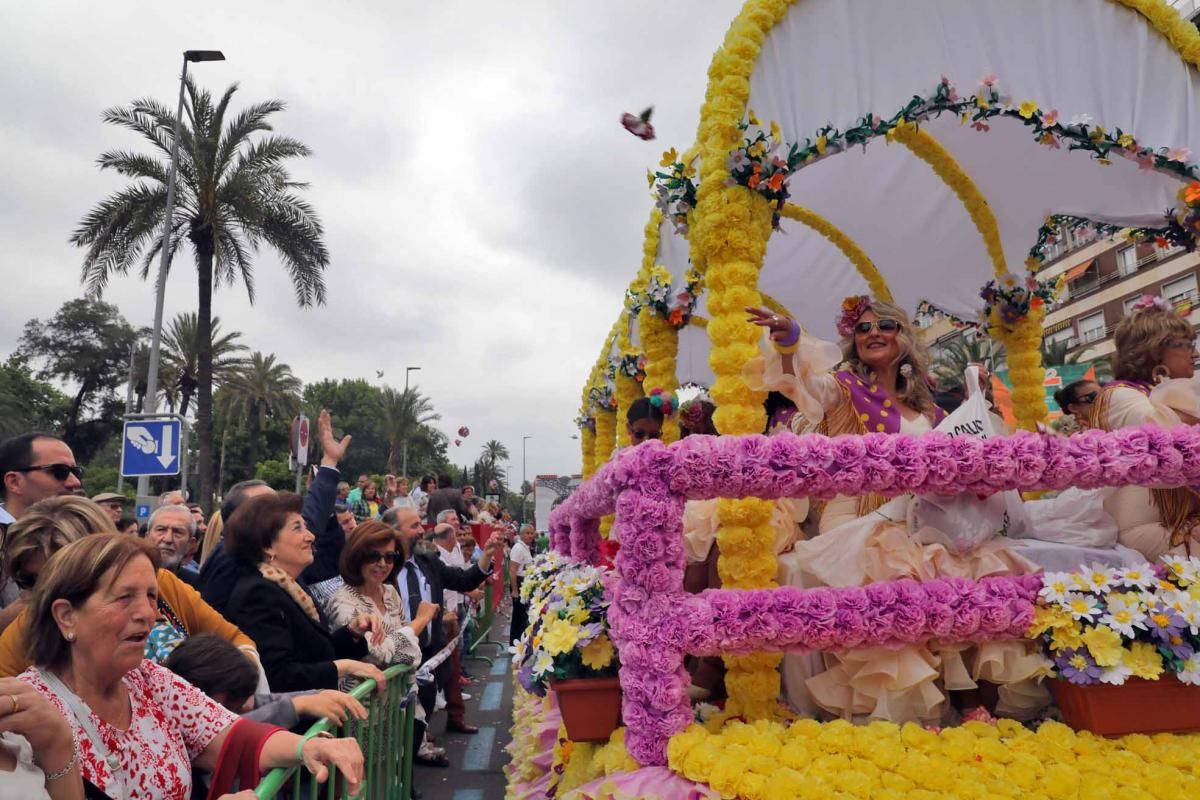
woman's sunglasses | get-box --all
[1074,391,1099,405]
[853,319,900,335]
[14,463,85,482]
[630,430,662,442]
[365,551,402,564]
[12,569,38,591]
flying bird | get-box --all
[621,107,656,140]
[376,370,384,379]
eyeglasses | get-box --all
[12,569,37,591]
[1166,338,1198,352]
[364,551,402,564]
[13,464,84,482]
[853,319,900,335]
[630,429,662,442]
[1074,391,1099,405]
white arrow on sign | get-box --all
[157,431,176,469]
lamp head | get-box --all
[185,50,226,62]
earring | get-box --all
[65,631,76,642]
[1152,365,1171,385]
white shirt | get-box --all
[511,540,533,578]
[437,542,466,610]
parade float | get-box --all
[508,0,1200,797]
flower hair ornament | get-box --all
[1132,294,1172,313]
[678,389,714,429]
[646,387,677,416]
[836,295,872,338]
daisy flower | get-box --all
[1098,661,1133,686]
[1064,592,1102,622]
[1113,565,1156,591]
[1178,654,1200,686]
[1081,565,1117,593]
[1099,594,1148,638]
[1039,572,1073,605]
[1068,113,1094,128]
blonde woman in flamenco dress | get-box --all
[743,298,1049,725]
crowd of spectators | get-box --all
[0,411,515,799]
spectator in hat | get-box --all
[91,492,127,525]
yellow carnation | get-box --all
[1082,625,1126,667]
[1124,641,1165,680]
[1050,621,1086,652]
[579,634,614,670]
[540,619,580,656]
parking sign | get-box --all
[121,419,182,477]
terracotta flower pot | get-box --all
[550,676,622,742]
[1051,675,1200,736]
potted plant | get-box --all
[1030,556,1200,735]
[513,553,621,742]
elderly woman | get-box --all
[18,533,365,800]
[0,497,259,678]
[1090,297,1200,558]
[223,492,387,693]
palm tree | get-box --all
[932,334,1005,392]
[481,439,510,466]
[161,313,248,417]
[379,387,441,474]
[220,352,302,475]
[71,80,329,512]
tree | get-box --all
[16,298,141,459]
[72,80,330,513]
[379,387,441,474]
[932,334,1005,393]
[0,356,71,440]
[481,440,510,467]
[220,352,302,476]
[160,313,248,417]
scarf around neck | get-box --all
[259,562,320,623]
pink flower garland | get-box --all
[545,425,1200,765]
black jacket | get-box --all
[200,465,345,614]
[424,487,469,525]
[224,571,367,693]
[405,551,490,654]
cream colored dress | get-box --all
[1100,383,1200,560]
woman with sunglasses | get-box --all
[626,396,666,444]
[1089,296,1200,559]
[1051,379,1101,431]
[221,492,388,694]
[746,298,1044,726]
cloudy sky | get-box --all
[0,0,741,478]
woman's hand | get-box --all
[745,306,796,344]
[334,660,388,693]
[348,612,386,646]
[300,736,365,794]
[0,678,76,778]
[293,690,368,725]
[415,601,439,625]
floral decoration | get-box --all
[650,148,699,236]
[639,264,702,330]
[513,553,619,696]
[979,272,1062,331]
[1030,556,1200,686]
[635,209,683,444]
[723,113,806,230]
[615,351,647,383]
[836,295,872,338]
[667,716,1200,800]
[1132,293,1172,313]
[1027,214,1186,267]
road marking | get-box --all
[462,725,496,771]
[490,658,509,676]
[480,682,504,711]
[452,791,484,800]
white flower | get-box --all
[533,650,555,676]
[726,150,749,172]
[1068,113,1094,128]
[1068,572,1091,592]
[1160,589,1191,613]
[1113,564,1156,591]
[1161,555,1200,586]
[1039,573,1073,605]
[1098,662,1133,686]
[1179,654,1200,685]
[1064,592,1102,621]
[1081,564,1118,593]
[1178,603,1200,635]
[1100,594,1148,638]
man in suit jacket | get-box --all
[387,507,503,734]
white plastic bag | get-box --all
[1014,487,1118,547]
[912,366,1030,553]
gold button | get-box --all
[876,423,886,432]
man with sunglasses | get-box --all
[0,433,84,630]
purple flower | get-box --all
[1056,647,1102,685]
[889,601,928,643]
[1146,605,1187,645]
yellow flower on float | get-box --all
[580,634,614,670]
[1081,625,1125,667]
[540,618,580,656]
[769,120,782,141]
[660,147,678,167]
[1050,621,1085,652]
[1018,100,1038,119]
[1124,641,1165,680]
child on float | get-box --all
[743,298,1048,726]
[1086,295,1200,559]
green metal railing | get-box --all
[254,664,415,800]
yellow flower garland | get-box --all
[614,368,644,449]
[991,305,1050,431]
[667,716,1200,800]
[593,408,617,538]
[580,426,596,479]
[1115,0,1200,68]
[780,203,893,302]
[889,122,1008,280]
[634,207,684,444]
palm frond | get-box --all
[254,193,329,307]
[96,150,171,184]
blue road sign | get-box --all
[121,419,182,477]
[136,504,151,520]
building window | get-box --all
[1047,328,1074,346]
[1123,296,1142,315]
[1117,246,1138,276]
[1163,273,1198,306]
[1078,311,1107,344]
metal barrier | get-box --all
[465,569,508,665]
[254,664,416,800]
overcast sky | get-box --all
[0,0,741,479]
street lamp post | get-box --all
[138,49,225,502]
[521,435,532,524]
[401,366,421,479]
